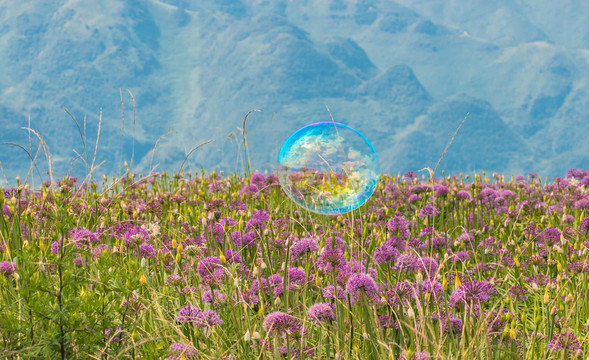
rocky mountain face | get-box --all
[1,0,587,185]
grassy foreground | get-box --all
[2,169,589,359]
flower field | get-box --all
[2,169,589,359]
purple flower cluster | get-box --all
[177,306,223,328]
[449,281,496,309]
[307,303,336,323]
[263,312,302,338]
[346,273,379,304]
[166,342,198,360]
[0,261,17,277]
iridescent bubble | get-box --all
[277,122,379,215]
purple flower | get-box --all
[223,248,242,264]
[322,285,346,300]
[102,327,124,343]
[0,261,17,276]
[263,312,302,337]
[406,352,431,360]
[394,254,419,273]
[508,285,528,302]
[378,315,399,330]
[414,280,444,306]
[487,309,514,333]
[346,273,380,304]
[540,227,561,246]
[455,190,471,200]
[51,241,60,255]
[69,227,100,247]
[419,227,435,237]
[434,185,449,197]
[93,244,110,260]
[196,311,223,327]
[581,217,589,234]
[307,303,336,323]
[239,290,259,306]
[373,244,399,265]
[432,311,462,336]
[404,171,418,181]
[2,204,10,217]
[291,237,319,261]
[418,205,440,217]
[122,297,146,314]
[569,262,587,275]
[548,332,581,353]
[317,249,347,274]
[197,257,225,286]
[166,274,183,286]
[231,231,257,248]
[239,184,259,196]
[287,267,307,289]
[449,281,496,309]
[386,281,413,308]
[166,342,198,360]
[245,218,265,233]
[450,251,471,263]
[122,226,150,246]
[415,257,438,278]
[73,257,84,267]
[250,172,266,188]
[139,243,156,258]
[177,306,222,328]
[387,216,411,240]
[201,290,227,305]
[197,257,223,278]
[408,194,421,203]
[252,209,270,222]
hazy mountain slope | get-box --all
[1,0,588,185]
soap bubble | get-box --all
[277,122,379,215]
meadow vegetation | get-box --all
[2,166,589,359]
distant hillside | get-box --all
[1,0,588,185]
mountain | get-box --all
[1,0,588,185]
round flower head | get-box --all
[373,244,399,265]
[0,261,17,277]
[387,216,410,240]
[287,267,307,289]
[197,257,223,278]
[346,273,379,304]
[177,306,222,328]
[177,305,201,325]
[139,243,156,258]
[415,256,438,278]
[455,190,471,200]
[307,303,336,323]
[250,172,266,188]
[434,185,449,197]
[263,312,302,337]
[582,217,589,234]
[548,332,581,353]
[166,342,198,360]
[317,248,347,274]
[418,205,440,218]
[322,285,346,300]
[540,227,561,246]
[291,237,319,261]
[449,281,496,309]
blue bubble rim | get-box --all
[277,122,380,216]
